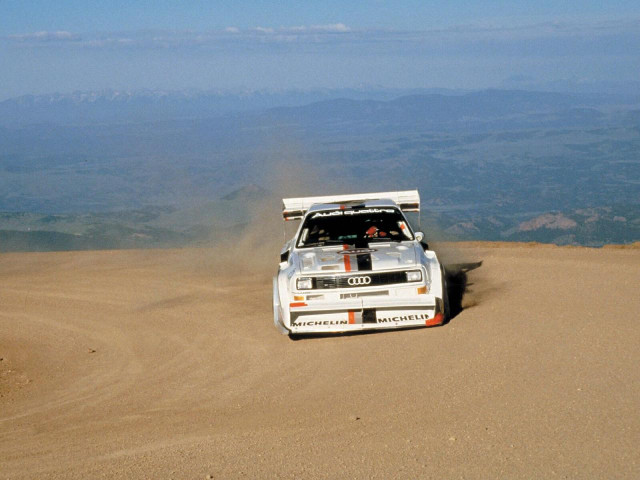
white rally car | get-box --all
[273,190,449,336]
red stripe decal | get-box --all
[342,244,352,272]
[290,302,307,308]
[348,311,355,324]
[425,313,444,326]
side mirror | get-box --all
[280,250,289,262]
[415,231,429,250]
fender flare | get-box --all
[273,277,289,335]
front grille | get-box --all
[340,290,389,299]
[312,271,410,289]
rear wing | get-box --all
[282,190,420,221]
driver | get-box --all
[365,226,387,238]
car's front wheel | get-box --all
[442,267,450,323]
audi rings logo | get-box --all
[347,276,372,286]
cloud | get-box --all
[283,24,351,33]
[423,17,640,41]
[3,17,637,55]
[8,30,79,42]
[254,27,275,34]
[2,17,638,96]
[309,23,351,33]
[83,37,134,47]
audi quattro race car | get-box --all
[273,190,449,336]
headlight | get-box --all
[296,277,313,290]
[406,270,422,282]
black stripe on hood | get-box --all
[353,239,372,271]
[356,253,372,271]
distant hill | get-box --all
[2,192,638,252]
[1,88,636,129]
[260,90,627,134]
[0,88,638,249]
[435,205,640,247]
[0,87,464,127]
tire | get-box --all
[441,267,450,323]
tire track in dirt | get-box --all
[1,245,639,479]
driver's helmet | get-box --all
[365,226,387,238]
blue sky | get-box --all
[4,1,640,33]
[2,1,639,98]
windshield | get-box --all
[296,207,414,248]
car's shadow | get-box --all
[289,260,483,340]
[289,325,427,340]
[444,261,483,321]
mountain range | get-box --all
[1,88,638,250]
[0,87,465,127]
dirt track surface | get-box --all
[1,243,639,479]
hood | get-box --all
[296,242,419,274]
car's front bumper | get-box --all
[286,295,444,334]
